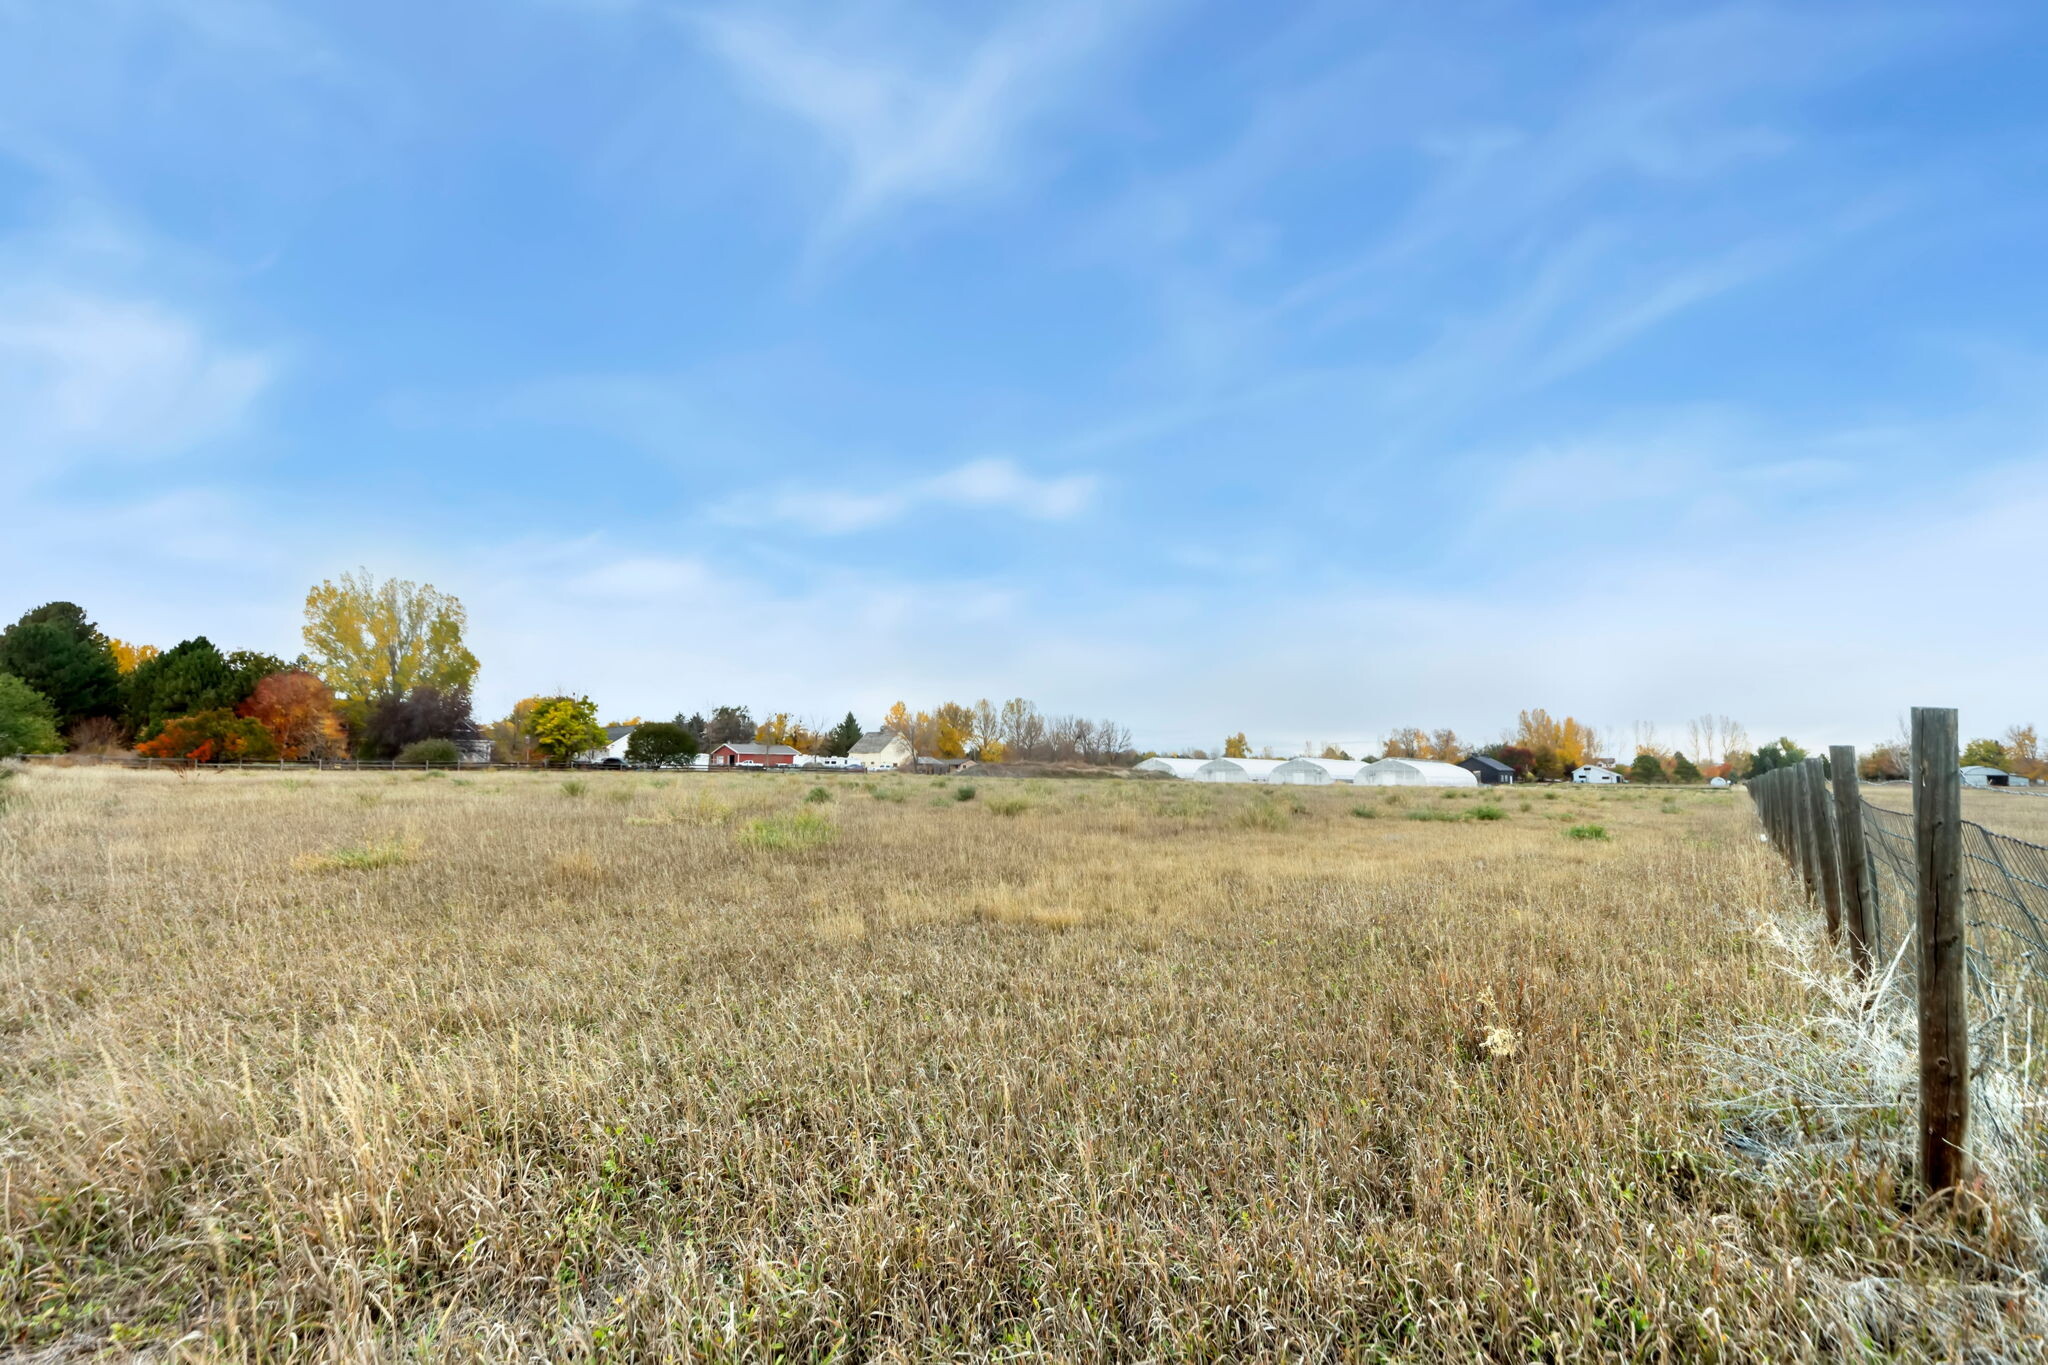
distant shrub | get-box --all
[1349,805,1379,819]
[680,795,733,826]
[65,715,125,755]
[1406,807,1461,822]
[1468,804,1506,821]
[986,796,1032,817]
[625,721,698,768]
[1236,799,1291,831]
[805,785,832,804]
[0,674,64,756]
[954,785,977,802]
[295,838,411,873]
[738,810,836,852]
[1567,823,1609,841]
[870,784,908,803]
[396,738,461,766]
[560,779,587,798]
[135,709,278,763]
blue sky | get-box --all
[4,0,2045,755]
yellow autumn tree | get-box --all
[2005,724,2044,781]
[1223,732,1250,758]
[106,638,160,674]
[302,569,479,724]
[1425,728,1464,762]
[488,696,549,763]
[1383,727,1427,758]
[933,701,975,759]
[1514,708,1601,779]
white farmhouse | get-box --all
[576,725,637,765]
[848,728,914,771]
[1572,765,1625,784]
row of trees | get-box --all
[615,700,1139,767]
[0,573,486,763]
[876,700,1134,765]
[0,585,1144,771]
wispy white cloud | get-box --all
[718,457,1099,533]
[0,285,275,479]
[688,1,1147,246]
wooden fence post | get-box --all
[1789,763,1820,903]
[1802,756,1844,942]
[1830,744,1875,982]
[1758,770,1778,849]
[1911,706,1969,1192]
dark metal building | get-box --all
[1459,754,1516,785]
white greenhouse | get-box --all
[1353,758,1479,788]
[1192,757,1288,783]
[1134,757,1211,780]
[1268,757,1372,785]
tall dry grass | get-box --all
[0,771,2020,1358]
[1861,783,2048,844]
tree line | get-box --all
[0,573,487,764]
[0,576,1139,770]
[597,701,1140,769]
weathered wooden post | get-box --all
[1802,756,1844,942]
[1790,762,1821,903]
[1830,744,1876,982]
[1911,706,1969,1192]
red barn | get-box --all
[708,741,801,767]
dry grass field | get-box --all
[0,767,2028,1359]
[1860,783,2048,844]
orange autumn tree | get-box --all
[136,710,280,762]
[239,670,348,760]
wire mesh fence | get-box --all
[1750,732,2048,1174]
[1854,795,2048,1028]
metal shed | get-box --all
[1459,754,1516,785]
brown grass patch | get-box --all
[0,766,2014,1358]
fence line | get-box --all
[1748,710,2048,1194]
